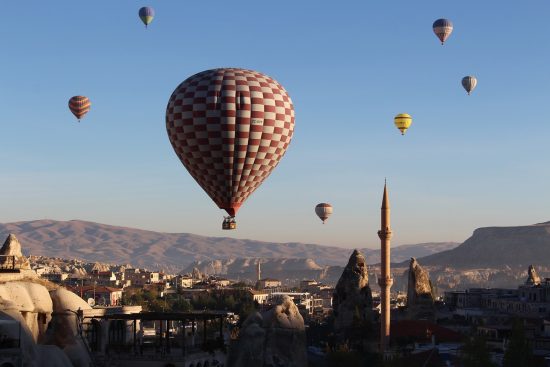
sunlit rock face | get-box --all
[332,249,373,339]
[407,258,435,305]
[45,287,92,367]
[0,233,31,270]
[228,295,307,367]
[406,258,435,319]
[0,283,73,367]
[0,281,53,342]
[525,265,541,285]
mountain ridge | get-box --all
[419,222,550,268]
[0,219,458,272]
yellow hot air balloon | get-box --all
[394,113,412,135]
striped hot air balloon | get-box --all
[138,7,155,28]
[68,96,91,121]
[394,113,412,135]
[166,68,295,229]
[432,18,453,45]
[315,203,333,224]
[461,76,477,95]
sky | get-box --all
[0,1,549,249]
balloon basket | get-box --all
[222,217,237,230]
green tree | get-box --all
[503,320,532,367]
[172,298,192,312]
[461,335,495,367]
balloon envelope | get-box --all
[315,203,333,223]
[68,96,91,120]
[138,7,155,27]
[462,76,477,95]
[166,68,295,217]
[394,113,412,135]
[433,18,453,44]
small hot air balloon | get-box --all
[433,18,453,45]
[68,96,91,122]
[315,203,333,224]
[138,7,155,28]
[166,68,295,230]
[461,76,477,95]
[394,113,412,135]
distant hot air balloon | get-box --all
[394,113,412,135]
[433,18,453,45]
[68,96,91,122]
[461,76,477,95]
[138,6,155,28]
[315,203,333,224]
[166,68,295,230]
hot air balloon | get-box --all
[68,96,91,122]
[138,7,155,28]
[461,76,477,95]
[394,113,412,135]
[433,18,453,45]
[315,203,333,224]
[166,68,295,230]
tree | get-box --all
[461,334,495,367]
[503,320,532,367]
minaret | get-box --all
[257,260,261,281]
[377,181,393,354]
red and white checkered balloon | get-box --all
[166,68,295,217]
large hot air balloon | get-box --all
[432,18,453,45]
[166,68,295,230]
[68,96,91,121]
[138,7,155,28]
[461,76,477,95]
[315,203,333,224]
[394,113,412,135]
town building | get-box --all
[249,289,269,305]
[256,278,282,289]
[71,285,123,306]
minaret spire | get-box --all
[378,181,393,355]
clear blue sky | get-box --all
[1,1,549,249]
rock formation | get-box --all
[228,295,307,367]
[0,281,93,367]
[0,233,31,269]
[46,287,93,366]
[525,265,541,285]
[0,281,78,366]
[406,258,435,319]
[332,249,373,340]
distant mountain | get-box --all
[360,242,459,264]
[420,222,550,269]
[0,220,458,273]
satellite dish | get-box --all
[87,298,95,306]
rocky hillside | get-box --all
[0,220,457,274]
[420,222,550,269]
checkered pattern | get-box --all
[166,68,295,216]
[68,96,91,120]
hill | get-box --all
[420,222,550,269]
[0,220,457,273]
